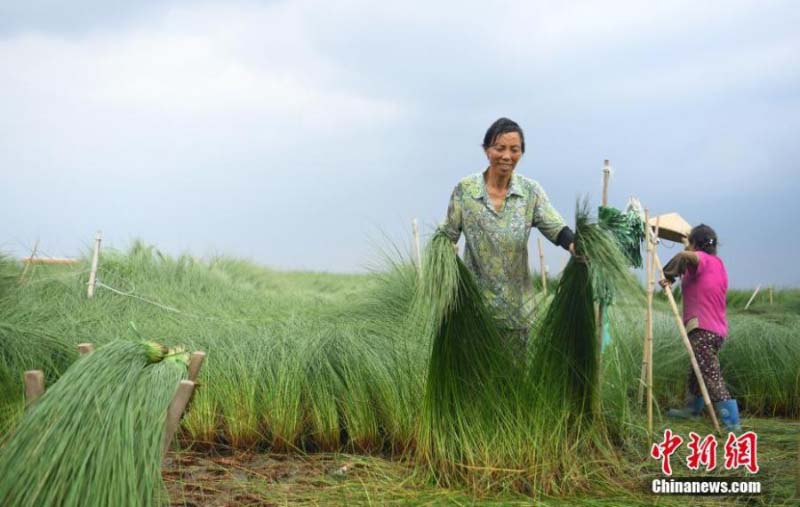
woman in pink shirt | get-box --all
[660,224,741,431]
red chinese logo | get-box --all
[650,429,683,476]
[723,431,759,473]
[651,429,759,475]
[686,432,717,471]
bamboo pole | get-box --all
[590,159,612,419]
[744,284,762,310]
[187,351,206,382]
[654,252,721,433]
[24,370,45,407]
[537,237,547,296]
[78,343,95,356]
[638,211,653,406]
[638,216,658,433]
[18,239,39,284]
[596,159,611,351]
[162,380,195,455]
[647,217,659,435]
[412,218,421,276]
[87,231,102,298]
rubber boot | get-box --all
[714,399,742,432]
[667,396,705,419]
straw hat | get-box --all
[648,212,691,243]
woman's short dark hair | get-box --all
[689,224,718,255]
[483,117,525,153]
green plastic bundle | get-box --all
[598,204,645,269]
[0,340,188,507]
[585,205,644,306]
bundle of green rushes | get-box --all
[524,203,642,494]
[0,340,189,507]
[414,232,520,485]
[415,202,642,496]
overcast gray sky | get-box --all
[1,0,798,287]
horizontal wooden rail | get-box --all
[21,257,79,265]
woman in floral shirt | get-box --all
[442,117,575,345]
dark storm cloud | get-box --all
[0,0,798,287]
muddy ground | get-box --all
[164,418,800,507]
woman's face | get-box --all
[485,132,523,178]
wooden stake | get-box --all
[87,231,102,299]
[537,237,547,296]
[744,284,762,310]
[162,380,195,456]
[654,252,721,433]
[639,215,658,435]
[24,370,45,407]
[647,217,659,436]
[18,239,39,284]
[769,286,774,306]
[78,343,95,356]
[590,160,612,419]
[187,351,206,382]
[412,218,422,276]
[638,210,652,406]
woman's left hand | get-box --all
[569,243,588,264]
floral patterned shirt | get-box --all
[441,170,568,331]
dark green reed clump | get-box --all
[524,203,643,488]
[0,254,18,299]
[528,251,599,420]
[0,321,71,436]
[415,231,521,484]
[414,219,641,494]
[531,202,643,418]
[0,256,73,434]
[0,340,188,507]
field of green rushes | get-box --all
[0,243,797,505]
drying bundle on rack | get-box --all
[0,340,188,507]
[598,199,645,271]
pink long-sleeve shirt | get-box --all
[681,251,728,338]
